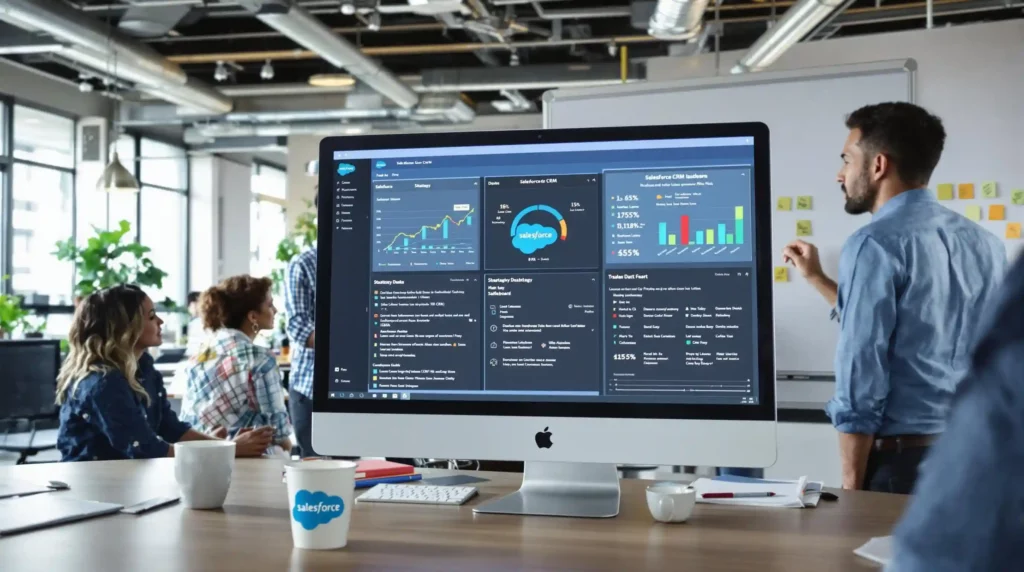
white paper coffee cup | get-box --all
[174,440,236,509]
[284,460,357,550]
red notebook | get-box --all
[355,460,415,480]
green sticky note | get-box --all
[777,197,793,211]
[1012,189,1024,205]
[982,181,998,199]
[796,196,813,210]
[964,205,982,222]
[796,220,812,237]
[936,183,954,201]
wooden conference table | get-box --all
[0,459,905,571]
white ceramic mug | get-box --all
[646,482,696,523]
[285,460,357,550]
[174,441,236,509]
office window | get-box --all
[140,138,186,190]
[139,186,187,306]
[11,163,73,302]
[13,105,74,169]
[250,164,287,279]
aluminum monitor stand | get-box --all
[473,462,620,518]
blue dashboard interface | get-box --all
[328,136,760,405]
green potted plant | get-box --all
[53,220,175,307]
[0,288,31,340]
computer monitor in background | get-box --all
[315,123,776,518]
[0,340,61,420]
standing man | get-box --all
[285,190,318,457]
[783,102,1006,493]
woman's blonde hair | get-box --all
[56,285,150,406]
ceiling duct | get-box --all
[731,0,846,73]
[418,62,644,92]
[0,0,231,114]
[645,0,711,41]
[118,4,191,38]
[242,0,419,109]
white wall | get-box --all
[284,113,544,231]
[189,155,252,290]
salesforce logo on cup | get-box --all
[292,490,345,530]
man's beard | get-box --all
[843,177,878,215]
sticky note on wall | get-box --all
[989,205,1006,221]
[982,181,998,198]
[796,220,812,236]
[965,205,982,222]
[936,184,954,200]
[1006,223,1021,240]
[777,197,793,211]
[1012,190,1024,205]
[796,196,813,210]
[958,183,975,200]
[774,266,789,282]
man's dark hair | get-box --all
[845,102,946,187]
[187,291,201,305]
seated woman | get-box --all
[57,285,273,461]
[180,276,293,453]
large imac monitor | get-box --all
[315,123,776,517]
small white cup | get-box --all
[646,482,696,523]
[285,460,357,550]
[174,440,236,509]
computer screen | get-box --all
[321,125,773,416]
[0,341,60,420]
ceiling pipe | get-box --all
[648,0,713,41]
[0,0,231,113]
[730,0,847,73]
[242,0,419,108]
[530,2,632,19]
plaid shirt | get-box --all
[180,328,293,444]
[285,247,317,398]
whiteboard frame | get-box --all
[543,59,917,129]
[542,59,917,377]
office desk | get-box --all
[0,459,904,571]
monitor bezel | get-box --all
[314,122,775,421]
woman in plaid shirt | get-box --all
[180,276,293,453]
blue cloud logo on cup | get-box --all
[292,490,345,530]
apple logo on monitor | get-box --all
[535,427,553,449]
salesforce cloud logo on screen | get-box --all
[292,490,345,530]
[336,163,356,176]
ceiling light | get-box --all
[340,2,356,15]
[214,61,229,82]
[96,152,140,194]
[78,81,94,93]
[509,51,520,67]
[260,59,274,80]
[308,74,357,88]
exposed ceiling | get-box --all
[0,0,1020,147]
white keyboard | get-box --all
[357,484,478,506]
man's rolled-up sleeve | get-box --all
[825,234,900,434]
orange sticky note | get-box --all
[1006,223,1021,240]
[958,183,975,200]
[989,204,1006,221]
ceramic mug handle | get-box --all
[658,496,676,521]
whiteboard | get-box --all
[543,60,916,373]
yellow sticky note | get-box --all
[936,183,954,201]
[958,183,975,200]
[965,205,982,222]
[774,266,789,282]
[989,204,1006,221]
[796,196,813,210]
[1006,223,1022,240]
[982,181,998,199]
[777,197,793,211]
[1012,189,1024,205]
[796,220,812,236]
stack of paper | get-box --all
[692,475,823,508]
[854,536,893,566]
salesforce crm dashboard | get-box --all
[327,137,761,405]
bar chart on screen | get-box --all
[604,167,753,266]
